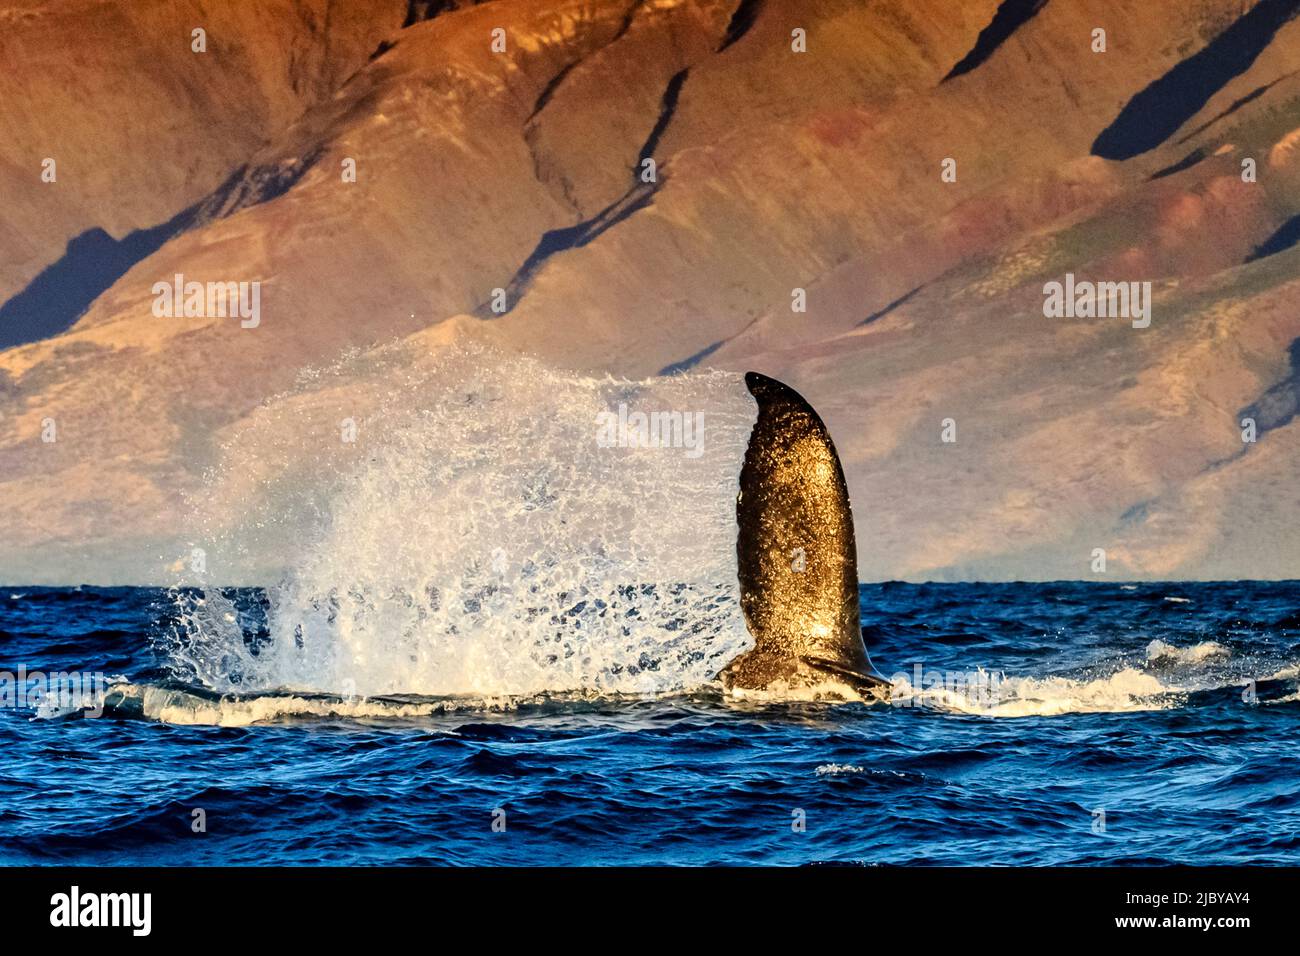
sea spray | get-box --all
[165,345,757,698]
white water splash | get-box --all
[100,682,527,727]
[167,346,757,699]
[886,667,1180,717]
[881,639,1271,717]
[1145,639,1229,664]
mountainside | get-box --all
[2,0,1300,583]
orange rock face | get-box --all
[2,0,1300,582]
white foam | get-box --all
[1265,662,1300,681]
[1262,691,1300,705]
[887,667,1179,717]
[1145,639,1230,664]
[105,682,526,727]
[167,348,757,700]
[725,675,873,704]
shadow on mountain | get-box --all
[638,69,689,168]
[0,152,321,351]
[943,0,1049,82]
[482,62,683,318]
[659,339,723,375]
[1175,78,1283,145]
[861,284,923,326]
[0,214,191,350]
[477,183,657,318]
[718,0,763,53]
[1150,147,1207,180]
[402,1,488,28]
[1246,213,1300,262]
[1092,0,1300,160]
[1240,338,1300,437]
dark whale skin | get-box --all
[718,372,889,699]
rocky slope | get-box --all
[2,0,1299,583]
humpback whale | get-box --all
[718,372,890,700]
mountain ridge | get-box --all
[2,0,1299,584]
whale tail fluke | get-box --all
[720,371,888,699]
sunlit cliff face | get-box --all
[2,0,1300,583]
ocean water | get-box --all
[2,580,1298,866]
